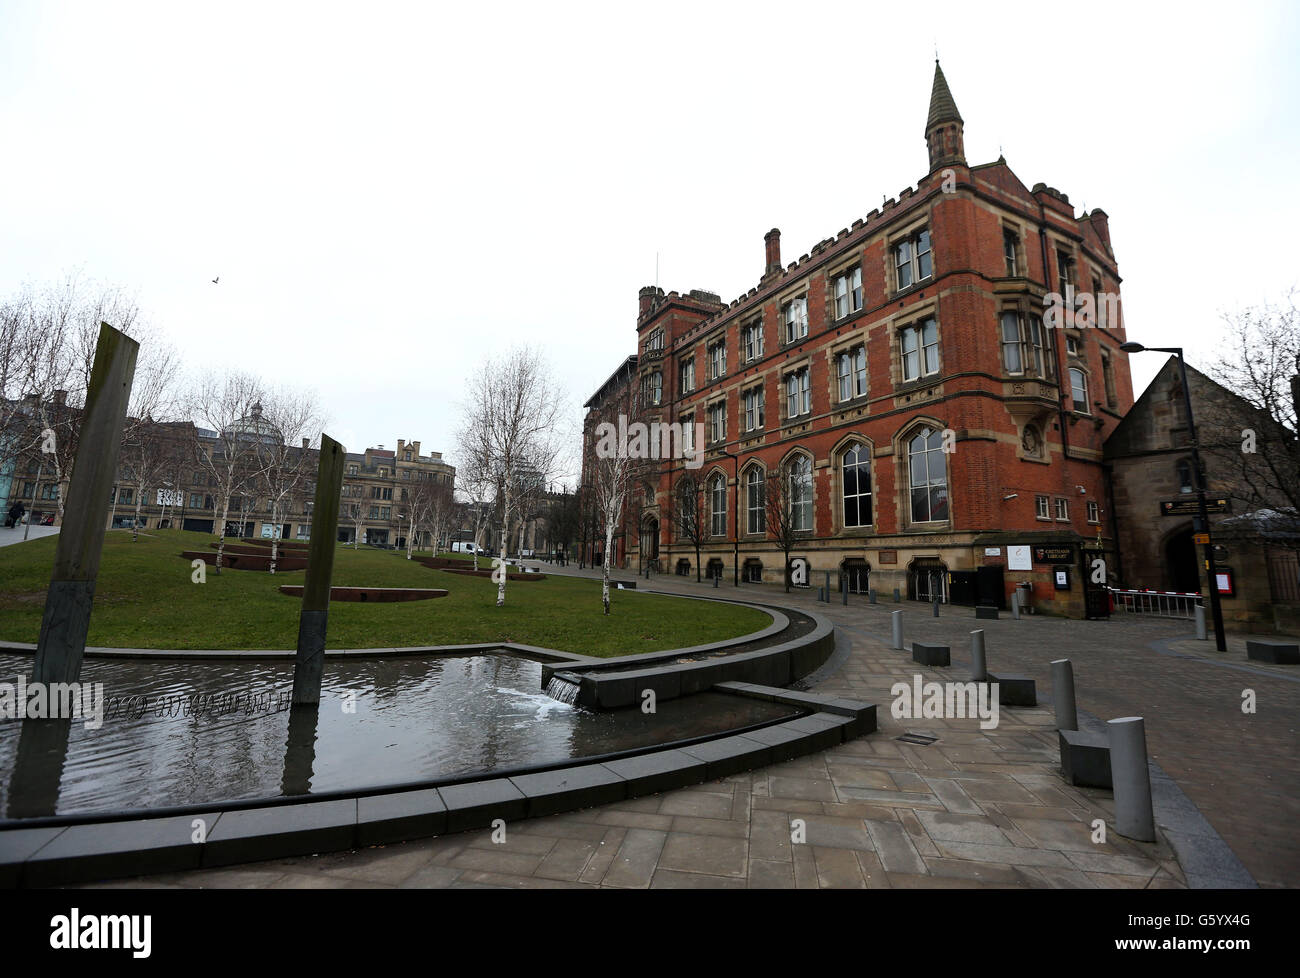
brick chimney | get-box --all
[412,441,421,456]
[397,439,405,454]
[52,389,67,407]
[302,437,309,449]
[764,228,782,279]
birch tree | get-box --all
[188,371,266,573]
[586,376,650,614]
[251,388,323,573]
[461,348,564,606]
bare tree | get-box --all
[252,388,324,573]
[586,376,652,613]
[119,337,183,541]
[188,371,266,573]
[342,488,367,549]
[1202,290,1300,564]
[461,348,564,606]
[455,442,495,570]
[765,466,799,592]
[673,472,707,582]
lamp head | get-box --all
[1119,342,1144,353]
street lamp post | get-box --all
[717,445,741,587]
[1120,342,1228,651]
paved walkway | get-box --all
[0,525,59,548]
[80,565,1248,890]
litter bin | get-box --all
[1016,582,1034,614]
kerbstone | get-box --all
[0,826,66,888]
[510,764,628,817]
[603,750,707,797]
[439,778,528,833]
[357,788,448,846]
[679,735,773,780]
[203,800,356,867]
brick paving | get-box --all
[76,566,1260,890]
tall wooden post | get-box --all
[292,434,345,705]
[32,323,138,686]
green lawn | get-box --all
[0,529,767,657]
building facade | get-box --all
[589,63,1137,616]
[1105,357,1300,632]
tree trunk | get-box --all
[496,490,511,607]
[601,519,615,615]
[132,486,143,542]
[269,501,280,574]
[215,496,231,573]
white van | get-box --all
[451,541,478,554]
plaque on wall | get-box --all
[1033,545,1075,563]
[878,550,898,565]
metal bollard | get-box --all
[891,610,903,651]
[1050,659,1077,731]
[1108,717,1155,841]
[1011,590,1021,620]
[1195,605,1207,641]
[842,575,848,606]
[869,588,877,605]
[970,630,987,682]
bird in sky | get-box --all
[211,276,219,284]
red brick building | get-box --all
[586,63,1136,616]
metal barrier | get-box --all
[1108,588,1203,620]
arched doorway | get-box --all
[640,517,659,570]
[841,559,871,594]
[1164,526,1200,592]
[908,558,947,603]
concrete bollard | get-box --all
[932,597,940,618]
[869,588,877,604]
[1108,717,1156,842]
[1195,605,1207,641]
[891,610,903,651]
[1051,658,1078,731]
[970,629,987,682]
[1011,590,1021,620]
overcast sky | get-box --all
[3,0,1296,484]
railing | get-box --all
[1108,588,1203,620]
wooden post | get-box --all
[32,323,138,687]
[292,434,345,705]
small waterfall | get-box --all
[544,674,581,706]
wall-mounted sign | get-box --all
[1007,545,1032,571]
[1160,497,1230,516]
[984,547,1002,556]
[1193,532,1210,545]
[1034,545,1074,563]
[878,550,898,565]
[1053,566,1071,590]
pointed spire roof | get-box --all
[926,60,963,130]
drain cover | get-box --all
[895,733,939,746]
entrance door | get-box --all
[976,566,1006,608]
[1164,527,1200,593]
[1081,547,1114,620]
[909,559,947,602]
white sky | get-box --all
[3,0,1297,484]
